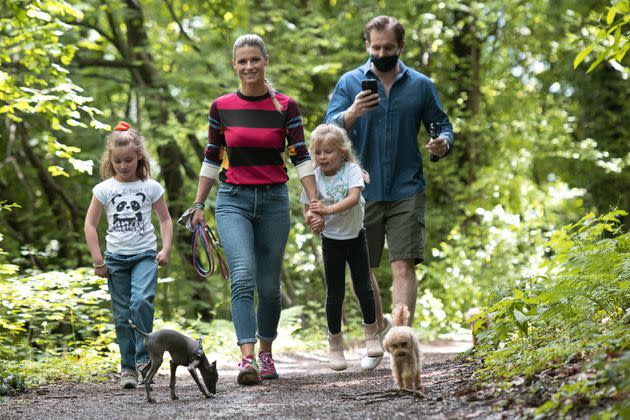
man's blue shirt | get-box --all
[324,59,454,202]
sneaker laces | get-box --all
[258,351,275,373]
[238,355,258,371]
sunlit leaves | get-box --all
[574,0,630,73]
[475,211,630,414]
[0,0,105,161]
[573,44,594,68]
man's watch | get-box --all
[192,202,205,210]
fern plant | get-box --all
[474,210,630,416]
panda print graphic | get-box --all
[111,192,147,235]
[91,178,165,255]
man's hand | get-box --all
[346,90,380,123]
[426,136,449,158]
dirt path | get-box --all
[0,340,521,419]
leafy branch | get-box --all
[574,0,630,73]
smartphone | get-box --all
[361,79,378,94]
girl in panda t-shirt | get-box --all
[84,121,172,389]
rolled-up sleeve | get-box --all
[421,82,454,148]
[324,78,352,129]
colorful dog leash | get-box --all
[192,223,229,279]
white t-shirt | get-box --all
[301,161,365,240]
[93,178,165,255]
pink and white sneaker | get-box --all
[237,355,261,385]
[258,351,279,380]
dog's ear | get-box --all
[382,335,392,352]
[212,360,217,368]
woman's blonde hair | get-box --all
[232,34,283,113]
[99,126,151,180]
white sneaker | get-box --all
[360,354,383,370]
[360,317,392,371]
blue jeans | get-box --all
[215,183,290,346]
[105,249,158,371]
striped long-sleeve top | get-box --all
[199,91,313,185]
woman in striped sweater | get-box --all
[191,34,322,385]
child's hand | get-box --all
[94,265,108,278]
[309,200,329,215]
[156,250,169,266]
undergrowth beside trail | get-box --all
[1,210,628,420]
[469,210,630,418]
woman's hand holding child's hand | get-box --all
[305,209,325,234]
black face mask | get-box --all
[370,53,399,72]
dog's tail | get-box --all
[128,319,150,338]
[391,304,410,327]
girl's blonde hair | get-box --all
[309,124,357,161]
[310,124,370,182]
[233,34,283,113]
[99,125,151,180]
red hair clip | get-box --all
[114,121,130,131]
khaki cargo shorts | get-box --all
[364,191,426,267]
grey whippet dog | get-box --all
[128,320,218,403]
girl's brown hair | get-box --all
[99,126,151,180]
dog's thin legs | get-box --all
[169,360,179,400]
[143,357,162,403]
[187,359,211,398]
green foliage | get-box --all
[0,372,26,396]
[0,268,113,359]
[473,210,630,416]
[0,350,116,391]
[0,0,107,167]
[0,4,629,415]
[417,178,585,337]
[574,0,630,74]
[0,203,19,276]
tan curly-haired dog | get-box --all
[382,305,423,391]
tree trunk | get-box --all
[452,6,483,184]
[17,123,83,264]
[80,0,213,321]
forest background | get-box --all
[1,0,628,416]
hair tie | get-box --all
[114,121,130,131]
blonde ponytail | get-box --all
[265,79,284,113]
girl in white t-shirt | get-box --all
[84,121,172,389]
[301,124,383,371]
